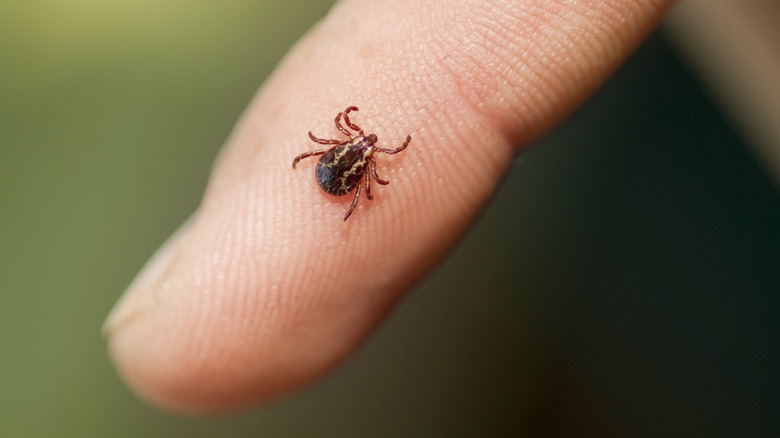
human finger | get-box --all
[104,0,676,413]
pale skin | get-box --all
[103,0,677,414]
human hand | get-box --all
[103,0,676,413]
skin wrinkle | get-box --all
[432,16,564,143]
[412,98,502,215]
[545,35,593,114]
[522,40,569,124]
[469,6,532,96]
[529,28,592,121]
[231,183,258,344]
[182,183,265,374]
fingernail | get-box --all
[102,217,193,338]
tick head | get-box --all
[366,133,378,145]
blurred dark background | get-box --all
[1,1,778,436]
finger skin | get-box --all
[104,0,675,413]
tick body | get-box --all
[292,106,411,221]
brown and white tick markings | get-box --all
[292,106,411,221]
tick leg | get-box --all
[308,131,340,145]
[334,111,353,137]
[370,157,389,185]
[292,149,327,168]
[344,180,362,221]
[342,106,363,135]
[365,170,373,200]
[376,135,411,155]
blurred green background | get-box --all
[2,1,779,437]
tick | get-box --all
[292,106,411,221]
